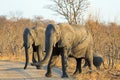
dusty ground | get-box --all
[0,60,74,80]
[67,58,120,80]
[0,55,120,80]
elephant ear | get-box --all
[53,24,61,47]
[34,27,45,46]
[57,24,75,48]
[31,27,45,46]
[29,28,37,44]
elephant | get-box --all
[33,23,94,78]
[23,26,45,69]
[83,53,104,70]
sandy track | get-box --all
[0,60,74,80]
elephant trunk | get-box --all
[40,36,53,65]
[23,28,31,69]
[23,38,30,69]
[32,24,55,67]
[24,47,29,69]
[40,25,55,65]
[23,42,30,69]
[23,28,30,48]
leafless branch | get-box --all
[47,0,90,24]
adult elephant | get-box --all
[23,26,45,69]
[34,23,93,78]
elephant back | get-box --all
[57,23,76,48]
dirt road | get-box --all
[0,60,120,80]
[0,60,74,80]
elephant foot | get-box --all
[32,59,37,63]
[62,73,69,78]
[89,68,93,72]
[86,69,93,74]
[83,64,88,68]
[31,63,36,66]
[31,62,40,66]
[82,65,87,68]
[96,66,100,70]
[90,69,94,72]
[31,63,43,69]
[45,72,52,77]
[24,66,27,69]
[36,65,42,69]
[73,70,81,76]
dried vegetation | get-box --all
[0,15,120,80]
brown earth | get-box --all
[0,60,72,80]
[0,56,120,80]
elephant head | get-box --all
[23,27,34,69]
[39,24,60,65]
[23,28,36,53]
[23,27,45,69]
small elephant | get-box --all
[83,53,104,70]
[33,23,94,78]
[23,26,45,69]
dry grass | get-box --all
[0,15,120,79]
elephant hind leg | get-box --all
[32,45,38,64]
[86,46,93,72]
[73,58,82,76]
[83,59,89,68]
[32,52,37,63]
[36,46,42,69]
[86,58,93,72]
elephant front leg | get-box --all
[32,51,37,63]
[32,45,37,64]
[61,48,69,78]
[31,51,38,67]
[36,46,42,69]
[45,55,59,77]
[73,58,82,76]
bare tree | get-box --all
[47,0,89,24]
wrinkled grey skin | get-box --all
[23,26,45,69]
[83,53,104,70]
[33,23,94,78]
